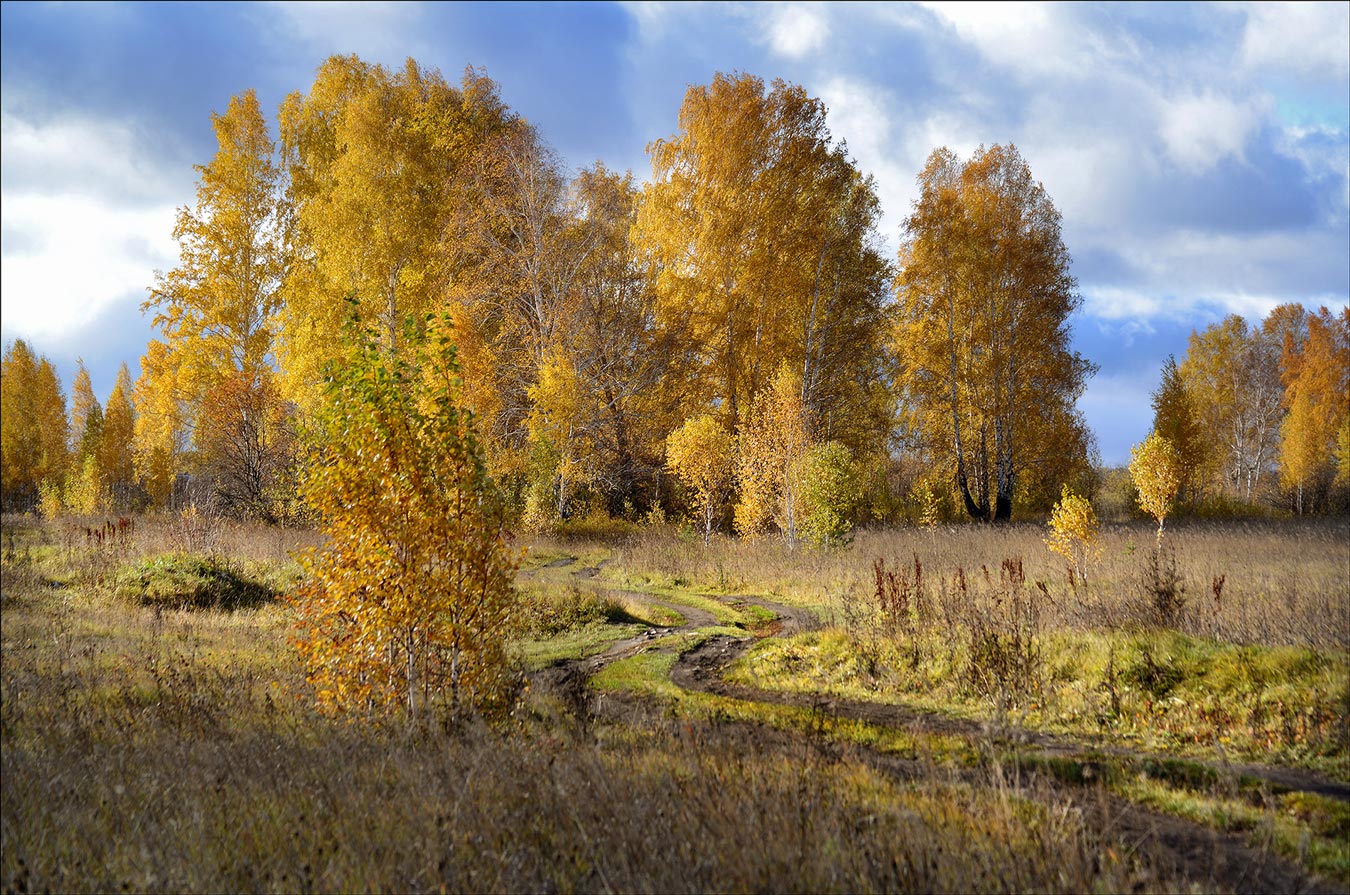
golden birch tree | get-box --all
[666,414,733,544]
[142,88,288,517]
[736,365,810,548]
[1179,315,1283,503]
[1130,432,1181,543]
[0,340,68,511]
[279,58,515,413]
[895,145,1095,522]
[291,314,519,718]
[1279,306,1350,513]
[634,72,892,461]
[98,364,137,510]
[1151,355,1207,507]
[133,339,187,509]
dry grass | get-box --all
[2,554,1182,894]
[3,512,1347,892]
[610,518,1350,650]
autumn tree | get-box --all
[143,88,288,517]
[523,346,588,522]
[291,314,519,718]
[1130,432,1181,543]
[0,340,69,511]
[635,73,893,463]
[563,164,692,513]
[133,339,187,509]
[279,58,515,412]
[1044,485,1101,584]
[98,364,137,510]
[1179,314,1283,503]
[895,144,1095,522]
[1151,355,1207,507]
[69,361,99,459]
[196,371,295,522]
[665,414,734,545]
[1278,306,1350,513]
[736,366,811,548]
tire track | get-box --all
[528,572,1345,893]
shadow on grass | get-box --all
[114,553,276,611]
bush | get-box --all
[114,554,273,611]
[798,440,860,548]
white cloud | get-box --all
[1,108,185,345]
[1241,1,1350,80]
[0,193,177,343]
[0,109,183,204]
[921,1,1082,76]
[816,76,913,247]
[1081,225,1347,324]
[1157,90,1267,172]
[765,3,829,58]
[269,1,429,65]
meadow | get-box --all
[2,511,1347,893]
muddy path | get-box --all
[526,572,1345,893]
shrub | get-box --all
[797,440,860,548]
[114,554,273,611]
[290,315,520,719]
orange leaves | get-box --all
[291,315,520,719]
[896,144,1094,522]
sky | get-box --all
[2,1,1347,465]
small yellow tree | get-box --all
[736,365,810,549]
[291,315,520,718]
[1129,432,1181,543]
[797,440,860,547]
[1044,485,1101,584]
[666,414,733,545]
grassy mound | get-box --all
[114,554,276,611]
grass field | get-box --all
[3,511,1347,892]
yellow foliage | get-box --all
[1,340,69,510]
[736,366,810,548]
[1044,485,1101,584]
[1129,432,1181,542]
[63,455,106,517]
[666,414,733,545]
[895,144,1095,522]
[290,315,520,718]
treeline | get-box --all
[1148,304,1350,516]
[2,56,1346,530]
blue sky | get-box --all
[2,1,1347,465]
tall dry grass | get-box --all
[609,518,1350,650]
[2,547,1188,894]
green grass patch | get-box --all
[517,584,643,637]
[591,631,971,762]
[1115,775,1350,883]
[112,554,286,611]
[517,622,649,670]
[734,627,1350,776]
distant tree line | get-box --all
[4,56,1346,529]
